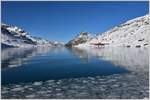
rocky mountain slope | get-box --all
[72,14,149,48]
[65,32,92,47]
[1,23,64,48]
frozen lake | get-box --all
[1,47,149,99]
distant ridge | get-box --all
[1,23,64,48]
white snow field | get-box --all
[75,14,149,48]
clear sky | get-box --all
[2,1,149,42]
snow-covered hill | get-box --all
[1,23,64,47]
[76,14,150,48]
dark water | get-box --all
[1,47,132,84]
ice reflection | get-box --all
[2,46,149,75]
[69,47,90,63]
[1,47,65,68]
[69,47,149,74]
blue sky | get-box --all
[2,1,149,42]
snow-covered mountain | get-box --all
[2,14,149,48]
[75,14,150,48]
[1,23,64,47]
[65,32,92,47]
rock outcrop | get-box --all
[65,32,92,47]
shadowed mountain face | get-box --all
[65,32,92,47]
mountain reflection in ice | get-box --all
[1,47,65,68]
[69,47,149,74]
[2,47,148,75]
